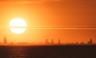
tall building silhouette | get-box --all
[58,38,61,45]
[4,36,7,44]
[88,38,93,44]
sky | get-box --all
[0,0,96,43]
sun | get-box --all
[9,18,27,34]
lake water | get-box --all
[0,45,96,58]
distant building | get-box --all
[80,42,85,44]
[75,42,79,44]
[88,38,93,44]
[58,38,61,45]
[4,36,7,44]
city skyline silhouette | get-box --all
[0,0,96,58]
[0,0,96,44]
[0,36,95,46]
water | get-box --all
[0,45,96,58]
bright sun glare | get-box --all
[9,18,27,34]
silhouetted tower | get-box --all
[75,42,79,44]
[88,38,93,44]
[58,38,61,45]
[80,42,85,44]
[4,36,7,44]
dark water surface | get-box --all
[0,45,96,58]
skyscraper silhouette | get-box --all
[4,36,7,44]
[58,38,61,45]
[88,38,93,44]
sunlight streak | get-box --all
[0,27,96,30]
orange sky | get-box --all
[0,0,96,43]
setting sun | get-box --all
[9,18,27,34]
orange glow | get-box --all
[9,18,27,34]
[0,0,95,44]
